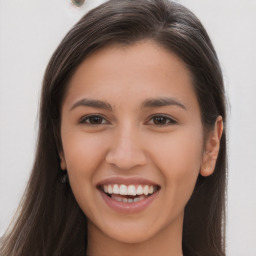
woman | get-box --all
[0,0,227,255]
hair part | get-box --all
[1,1,227,255]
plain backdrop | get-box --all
[0,0,256,255]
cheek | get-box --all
[61,131,109,216]
[147,127,203,208]
[61,130,108,197]
[149,126,203,171]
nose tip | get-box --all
[105,134,147,170]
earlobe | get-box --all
[200,116,223,177]
[59,152,67,170]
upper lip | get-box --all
[96,176,160,187]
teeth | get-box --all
[102,184,157,196]
[149,185,153,194]
[120,184,127,195]
[111,194,145,203]
[136,185,143,195]
[113,184,119,194]
[143,185,149,196]
[111,196,122,202]
[107,184,112,194]
[127,185,136,196]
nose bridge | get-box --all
[105,122,147,170]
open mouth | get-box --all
[99,184,160,203]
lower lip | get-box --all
[99,189,160,214]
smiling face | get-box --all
[59,40,217,247]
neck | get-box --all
[86,214,184,256]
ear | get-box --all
[200,116,223,177]
[52,124,67,170]
[59,151,67,170]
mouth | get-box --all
[98,184,160,203]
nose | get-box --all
[105,126,147,170]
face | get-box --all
[59,41,213,244]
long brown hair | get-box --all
[0,0,227,255]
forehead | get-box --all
[63,40,198,111]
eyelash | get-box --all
[79,114,177,126]
[79,114,109,125]
[146,114,177,126]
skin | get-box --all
[59,40,223,256]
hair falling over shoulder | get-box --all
[0,0,227,255]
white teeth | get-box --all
[134,197,140,202]
[113,184,119,194]
[103,184,158,196]
[127,185,136,196]
[149,185,153,194]
[123,198,128,203]
[128,198,133,203]
[107,184,112,194]
[143,185,149,195]
[120,184,127,195]
[136,185,143,195]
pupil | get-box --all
[154,116,166,124]
[90,116,102,124]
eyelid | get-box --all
[78,113,177,126]
[145,114,178,125]
[79,114,110,125]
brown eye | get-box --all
[148,115,177,126]
[80,115,108,125]
[153,116,168,125]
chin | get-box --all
[106,228,157,244]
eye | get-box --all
[79,115,109,125]
[147,115,177,126]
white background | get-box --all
[0,0,255,255]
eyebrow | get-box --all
[70,98,113,111]
[141,97,187,110]
[70,97,186,112]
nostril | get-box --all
[105,152,147,170]
[71,0,85,7]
